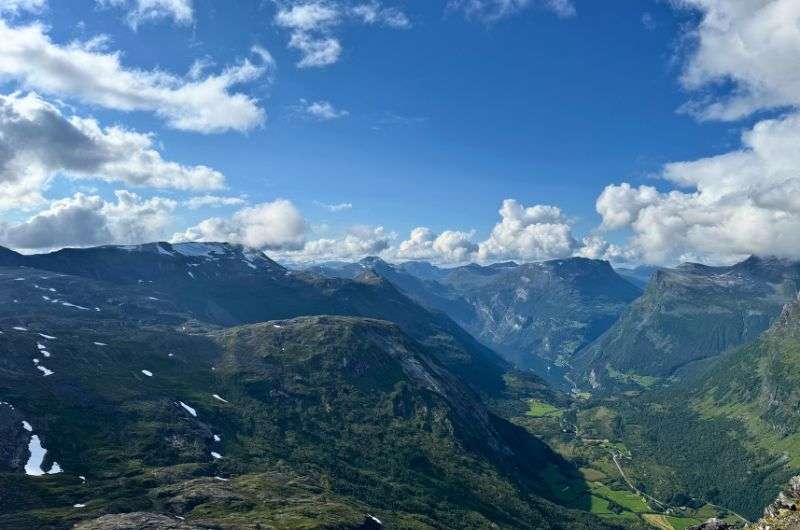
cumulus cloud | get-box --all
[0,190,176,251]
[596,182,660,230]
[447,0,576,22]
[183,195,246,209]
[575,235,637,264]
[597,112,800,264]
[172,199,308,250]
[274,1,409,68]
[592,0,800,265]
[274,225,392,263]
[0,92,224,210]
[0,0,45,15]
[302,99,349,120]
[0,20,271,132]
[676,0,800,121]
[395,227,477,263]
[477,199,578,261]
[97,0,193,29]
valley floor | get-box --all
[498,391,751,530]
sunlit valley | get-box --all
[1,1,800,529]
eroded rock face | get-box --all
[0,402,29,472]
[748,476,800,530]
[72,512,207,529]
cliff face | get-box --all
[690,476,800,529]
[748,476,800,529]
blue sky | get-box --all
[0,0,797,266]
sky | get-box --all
[0,0,797,267]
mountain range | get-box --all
[5,242,800,528]
[0,242,621,529]
[307,256,642,386]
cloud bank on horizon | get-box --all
[0,0,798,267]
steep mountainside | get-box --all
[580,295,800,519]
[437,258,641,369]
[0,243,510,397]
[577,256,800,387]
[693,293,800,445]
[310,257,641,375]
[0,266,620,529]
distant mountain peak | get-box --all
[359,256,390,269]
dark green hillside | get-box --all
[0,244,511,397]
[0,267,623,529]
[577,296,800,519]
[577,256,800,388]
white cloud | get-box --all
[477,199,578,261]
[290,32,343,68]
[275,1,341,30]
[183,195,246,209]
[395,227,477,263]
[592,0,800,265]
[447,0,576,22]
[0,190,176,251]
[172,199,308,250]
[98,0,193,29]
[676,0,800,121]
[315,201,352,211]
[0,91,224,210]
[274,1,409,68]
[575,234,637,264]
[0,20,272,132]
[0,0,45,15]
[302,99,349,120]
[351,1,411,28]
[278,225,393,262]
[596,182,660,230]
[597,112,800,264]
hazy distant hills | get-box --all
[577,256,800,388]
[308,256,642,375]
[614,266,660,289]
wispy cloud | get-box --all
[97,0,194,30]
[301,99,349,120]
[315,201,353,212]
[447,0,576,23]
[183,195,247,209]
[0,0,46,16]
[273,1,410,68]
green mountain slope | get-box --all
[0,267,623,529]
[579,296,800,520]
[577,256,800,388]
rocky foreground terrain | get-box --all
[690,476,800,529]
